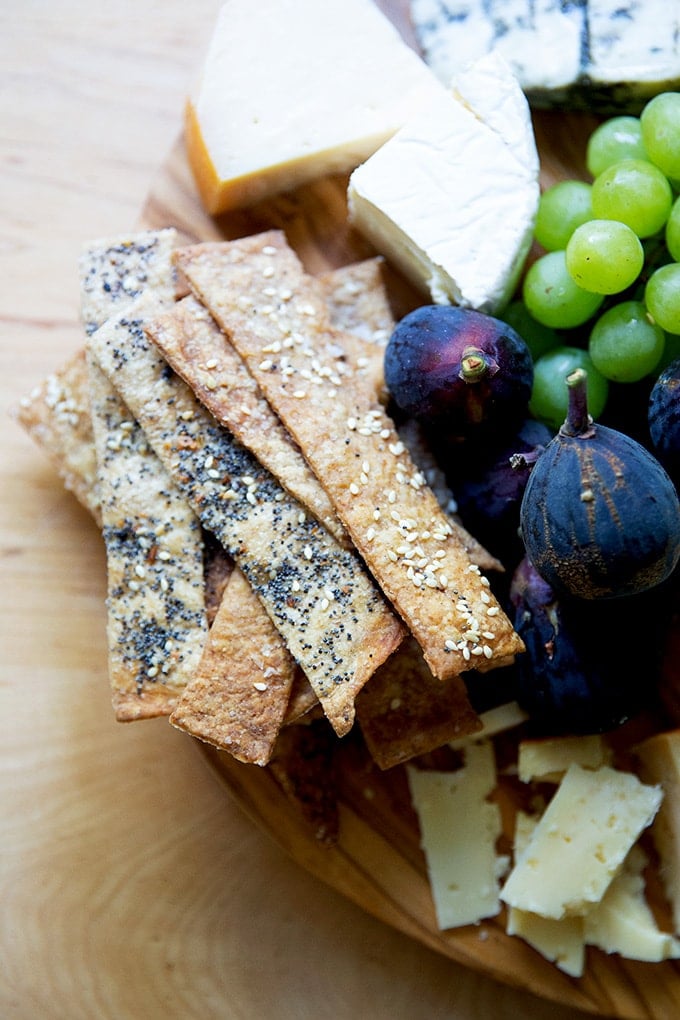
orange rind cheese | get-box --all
[185,0,444,215]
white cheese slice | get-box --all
[518,734,613,785]
[347,55,538,312]
[584,845,680,962]
[449,700,528,750]
[407,740,506,929]
[507,812,586,977]
[500,764,663,919]
[635,729,680,933]
[187,0,443,212]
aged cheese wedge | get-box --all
[501,764,663,919]
[407,741,508,929]
[174,232,524,681]
[185,0,443,213]
[347,52,539,312]
[88,293,405,736]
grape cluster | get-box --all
[511,92,680,430]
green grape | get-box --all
[534,180,593,251]
[500,299,560,360]
[586,115,647,176]
[645,263,680,333]
[591,159,673,238]
[640,92,680,181]
[565,219,644,294]
[588,300,665,382]
[530,346,609,429]
[523,251,604,329]
[667,195,680,262]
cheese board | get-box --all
[127,3,680,1014]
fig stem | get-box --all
[460,348,491,383]
[561,368,594,438]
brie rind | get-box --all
[348,54,538,312]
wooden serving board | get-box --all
[136,10,680,1018]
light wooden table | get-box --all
[1,4,601,1018]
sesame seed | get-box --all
[486,606,500,616]
[254,681,268,691]
[320,598,330,611]
[205,358,218,369]
[134,564,146,578]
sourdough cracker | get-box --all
[14,350,101,524]
[87,355,207,719]
[170,566,295,764]
[81,228,208,719]
[318,258,393,347]
[269,717,339,846]
[356,637,483,770]
[79,228,180,336]
[145,295,347,546]
[88,293,405,736]
[174,232,523,680]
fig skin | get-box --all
[509,556,659,735]
[649,357,680,484]
[520,368,680,599]
[384,304,533,437]
[441,418,553,564]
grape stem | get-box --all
[561,368,595,438]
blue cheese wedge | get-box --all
[411,0,680,112]
[347,53,538,313]
[407,741,508,929]
[501,764,663,919]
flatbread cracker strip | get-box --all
[14,349,101,524]
[81,228,208,720]
[268,717,339,846]
[145,295,348,546]
[88,295,405,737]
[203,531,234,625]
[79,228,180,336]
[87,354,208,720]
[174,233,523,681]
[170,566,295,765]
[319,258,393,345]
[356,637,483,771]
[397,419,504,575]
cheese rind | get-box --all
[500,764,663,919]
[347,55,538,313]
[186,0,443,213]
[411,0,680,112]
[407,741,506,929]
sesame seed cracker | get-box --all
[174,231,524,681]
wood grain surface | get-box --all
[1,4,673,1020]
